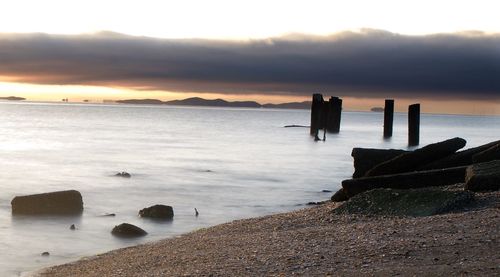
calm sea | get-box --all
[0,101,498,276]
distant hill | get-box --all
[116,97,311,110]
[165,97,261,108]
[0,96,26,101]
[263,101,311,109]
[116,99,164,105]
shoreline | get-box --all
[36,190,499,276]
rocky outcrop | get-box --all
[418,140,500,170]
[351,148,408,178]
[342,166,466,199]
[111,223,147,238]
[11,190,83,215]
[365,137,466,177]
[465,160,500,192]
[333,187,474,217]
[472,143,500,164]
[331,188,349,202]
[139,205,174,220]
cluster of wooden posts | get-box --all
[309,94,421,146]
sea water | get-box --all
[0,101,498,276]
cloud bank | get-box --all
[0,30,499,100]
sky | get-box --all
[0,0,499,114]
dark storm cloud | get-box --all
[0,30,499,99]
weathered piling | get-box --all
[383,99,394,138]
[310,94,324,136]
[408,104,420,146]
[326,96,342,133]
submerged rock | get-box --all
[111,223,147,238]
[465,160,500,192]
[11,190,83,215]
[41,252,50,256]
[139,205,174,220]
[70,224,76,230]
[333,187,474,217]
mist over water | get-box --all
[0,102,498,276]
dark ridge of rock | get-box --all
[111,223,147,238]
[139,205,174,220]
[418,140,500,170]
[351,148,408,178]
[465,160,500,192]
[365,137,467,177]
[342,166,467,199]
[333,187,475,217]
[284,125,309,128]
[331,188,349,202]
[472,143,500,164]
[11,190,83,215]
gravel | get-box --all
[38,191,499,276]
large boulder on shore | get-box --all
[465,160,500,192]
[472,143,500,164]
[139,205,174,220]
[365,137,467,177]
[351,148,408,178]
[418,140,500,170]
[341,166,466,199]
[11,190,83,215]
[111,223,147,238]
[333,187,474,217]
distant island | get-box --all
[116,97,311,110]
[370,107,384,112]
[0,96,26,101]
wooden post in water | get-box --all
[408,103,420,146]
[383,99,394,138]
[327,96,342,133]
[310,94,324,137]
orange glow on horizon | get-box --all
[0,81,498,116]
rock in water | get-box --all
[465,160,500,192]
[139,205,174,220]
[365,137,467,177]
[115,172,131,178]
[351,148,408,178]
[41,252,50,256]
[11,190,83,215]
[111,223,147,238]
[333,188,474,217]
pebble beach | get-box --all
[38,190,499,276]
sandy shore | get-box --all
[39,192,499,276]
